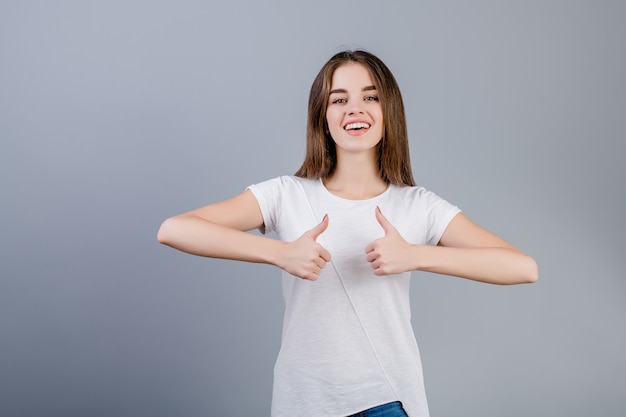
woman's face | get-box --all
[326,62,384,156]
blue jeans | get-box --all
[346,401,409,417]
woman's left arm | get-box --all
[418,212,538,284]
[366,209,538,284]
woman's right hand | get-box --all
[278,215,332,281]
[158,190,331,280]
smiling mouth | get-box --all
[344,122,371,131]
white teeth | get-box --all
[345,122,371,130]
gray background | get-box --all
[1,1,625,416]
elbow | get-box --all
[521,255,539,284]
[501,253,538,285]
[156,217,176,246]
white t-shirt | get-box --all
[248,176,461,417]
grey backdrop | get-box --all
[2,1,625,416]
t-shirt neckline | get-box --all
[317,178,391,202]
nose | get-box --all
[347,103,364,115]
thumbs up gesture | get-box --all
[365,207,413,276]
[279,215,332,281]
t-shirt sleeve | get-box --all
[421,188,461,246]
[246,176,284,234]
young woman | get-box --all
[157,50,538,417]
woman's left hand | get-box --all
[365,207,414,275]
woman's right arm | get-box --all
[156,190,331,280]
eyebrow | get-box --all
[329,85,377,94]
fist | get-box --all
[281,215,332,281]
[365,207,413,275]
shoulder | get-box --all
[388,183,446,202]
[247,176,320,202]
[389,183,461,215]
[248,175,316,192]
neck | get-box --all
[323,151,387,200]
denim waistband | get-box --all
[346,401,408,417]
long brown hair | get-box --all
[295,50,415,186]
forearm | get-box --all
[412,245,538,285]
[157,215,283,266]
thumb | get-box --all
[375,206,395,235]
[308,214,329,241]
